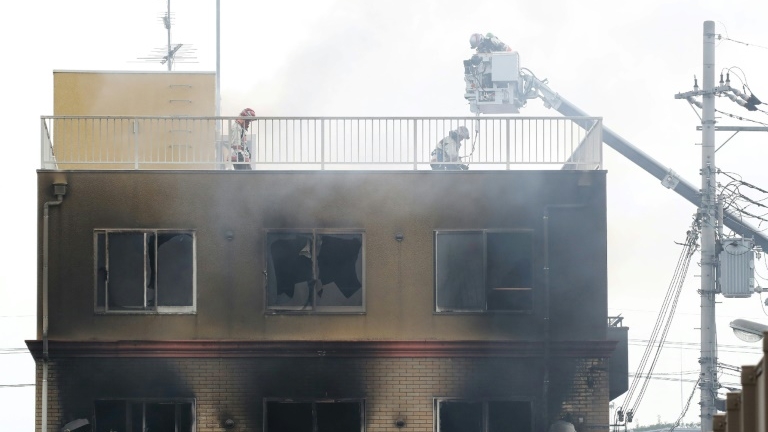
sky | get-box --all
[1,0,768,430]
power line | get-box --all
[629,339,763,351]
[717,35,768,51]
[670,376,700,432]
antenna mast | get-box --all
[137,0,197,69]
[165,0,172,71]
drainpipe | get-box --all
[542,202,587,430]
[42,181,67,432]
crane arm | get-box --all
[525,72,768,251]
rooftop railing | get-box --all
[40,116,602,170]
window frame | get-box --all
[93,398,196,432]
[434,229,534,313]
[433,398,534,432]
[263,398,366,432]
[93,229,197,314]
[264,229,366,314]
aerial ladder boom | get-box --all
[463,51,768,250]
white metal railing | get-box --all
[40,116,602,170]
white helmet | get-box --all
[469,33,484,49]
[456,126,470,140]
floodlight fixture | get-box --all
[729,318,768,343]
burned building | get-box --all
[28,71,626,432]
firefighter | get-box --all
[230,107,255,170]
[469,33,512,53]
[430,126,471,170]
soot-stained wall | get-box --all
[38,356,607,432]
[37,170,607,342]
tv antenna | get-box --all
[137,0,197,70]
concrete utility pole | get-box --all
[699,20,718,431]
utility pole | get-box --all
[699,20,718,431]
[672,21,768,431]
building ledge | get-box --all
[26,339,617,359]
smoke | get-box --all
[56,358,193,427]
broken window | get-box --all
[95,230,195,313]
[266,400,363,432]
[94,399,194,432]
[266,230,364,312]
[435,230,533,312]
[436,399,532,432]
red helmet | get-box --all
[240,108,255,117]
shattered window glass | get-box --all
[266,230,364,312]
[266,400,363,432]
[437,400,532,432]
[316,234,363,308]
[266,232,314,308]
[435,230,533,312]
[94,230,196,313]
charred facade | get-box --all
[30,169,620,432]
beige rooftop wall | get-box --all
[52,71,216,169]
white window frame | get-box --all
[94,398,196,432]
[94,229,197,314]
[263,398,365,432]
[434,229,534,313]
[264,229,365,313]
[433,398,533,432]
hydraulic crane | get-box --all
[463,50,768,251]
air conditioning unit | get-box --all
[719,238,755,298]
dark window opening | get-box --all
[157,233,194,307]
[437,400,532,432]
[94,400,126,432]
[95,400,194,432]
[95,230,195,313]
[316,401,362,432]
[488,401,532,432]
[266,400,363,432]
[435,230,533,312]
[266,231,364,312]
[438,401,483,432]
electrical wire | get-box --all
[630,229,698,416]
[615,226,698,425]
[717,35,768,51]
[669,376,701,432]
[715,109,768,126]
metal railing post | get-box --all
[133,119,139,170]
[598,119,603,169]
[412,119,418,170]
[320,119,325,170]
[41,118,46,169]
[506,118,510,170]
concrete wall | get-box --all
[53,71,215,116]
[37,170,607,343]
[51,71,217,170]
